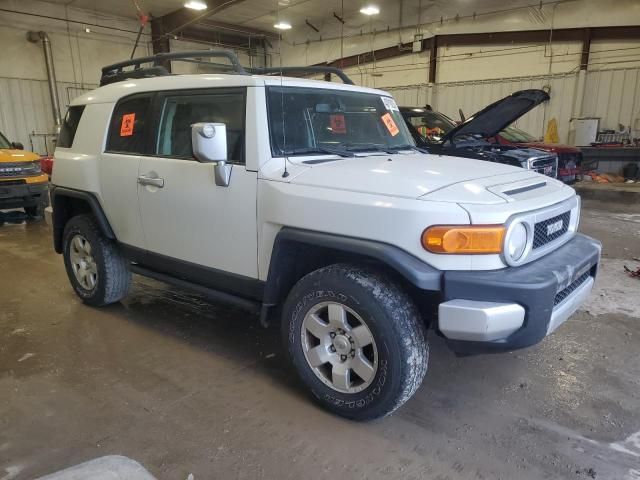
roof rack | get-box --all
[100,50,247,86]
[247,66,354,85]
[100,50,355,86]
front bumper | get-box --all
[0,181,49,209]
[438,233,601,354]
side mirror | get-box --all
[11,142,24,150]
[191,122,230,187]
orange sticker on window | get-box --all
[120,113,136,136]
[381,113,399,137]
[330,114,346,134]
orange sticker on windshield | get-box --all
[330,114,346,134]
[120,113,135,136]
[381,113,399,137]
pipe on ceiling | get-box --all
[27,31,63,132]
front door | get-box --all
[137,88,259,288]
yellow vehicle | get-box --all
[0,130,49,218]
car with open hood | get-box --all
[400,90,560,180]
[49,51,600,421]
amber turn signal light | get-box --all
[422,225,505,254]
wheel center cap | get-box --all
[333,335,351,355]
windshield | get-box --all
[403,109,456,143]
[0,131,10,149]
[267,86,414,156]
[500,125,538,143]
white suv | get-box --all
[50,51,601,420]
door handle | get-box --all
[137,175,164,188]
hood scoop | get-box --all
[488,177,561,202]
[501,180,547,197]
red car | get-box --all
[492,126,584,184]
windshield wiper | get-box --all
[344,145,396,154]
[282,146,354,158]
[385,144,430,154]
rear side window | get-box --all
[106,94,153,154]
[57,106,85,148]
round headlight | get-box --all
[507,223,527,261]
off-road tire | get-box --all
[282,263,429,420]
[62,214,131,306]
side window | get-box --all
[156,90,245,163]
[106,94,153,154]
[57,106,85,148]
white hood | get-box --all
[288,153,539,201]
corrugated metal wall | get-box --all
[387,67,640,143]
[0,77,95,154]
[582,67,640,131]
[387,73,580,142]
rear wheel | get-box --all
[282,263,428,420]
[62,214,131,306]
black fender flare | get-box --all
[262,227,443,308]
[51,187,116,253]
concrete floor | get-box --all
[1,199,639,480]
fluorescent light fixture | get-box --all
[184,1,207,10]
[360,5,380,15]
[274,21,292,30]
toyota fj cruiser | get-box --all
[50,51,601,420]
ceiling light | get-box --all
[274,21,292,30]
[184,1,207,10]
[360,5,380,15]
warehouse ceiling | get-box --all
[51,0,556,42]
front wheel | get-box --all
[282,264,428,420]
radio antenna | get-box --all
[276,4,289,178]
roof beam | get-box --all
[176,25,267,48]
[580,28,592,71]
[197,19,279,40]
[150,0,258,56]
[428,36,438,83]
[314,25,640,74]
[155,0,248,36]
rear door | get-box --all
[136,88,259,289]
[100,93,154,249]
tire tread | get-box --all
[63,214,131,306]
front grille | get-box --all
[533,211,571,249]
[554,272,591,306]
[0,162,40,177]
[530,156,558,178]
[0,179,26,185]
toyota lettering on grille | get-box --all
[547,219,564,236]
